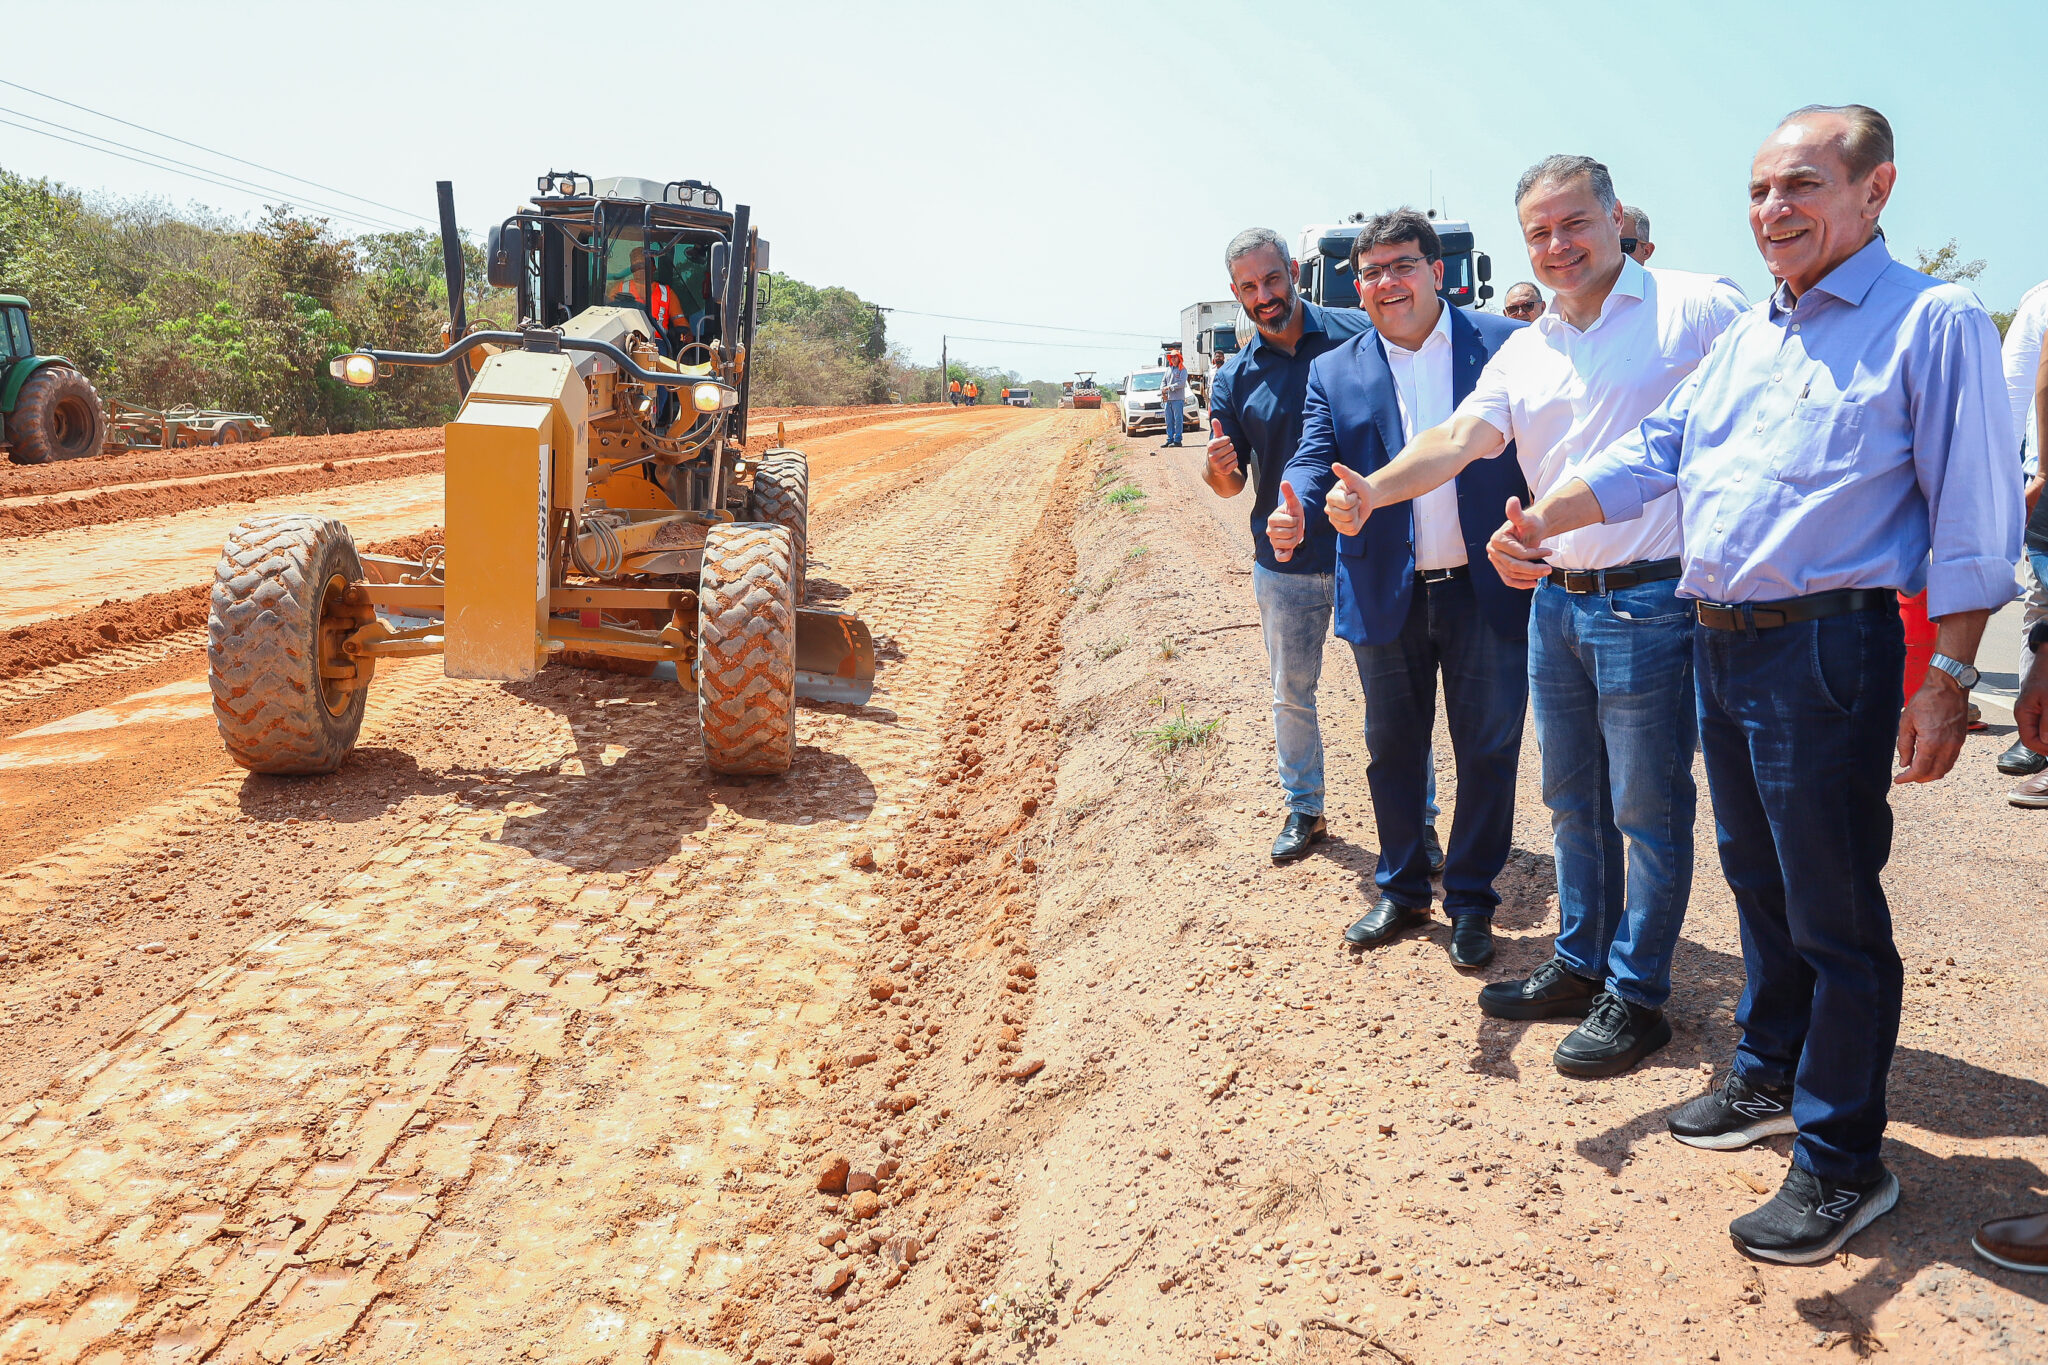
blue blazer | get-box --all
[1281,306,1532,647]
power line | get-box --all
[0,77,432,224]
[0,106,414,233]
[881,306,1160,340]
[942,334,1159,353]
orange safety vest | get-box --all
[615,279,682,331]
[950,380,961,394]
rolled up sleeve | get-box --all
[1576,370,1696,525]
[1914,302,2024,618]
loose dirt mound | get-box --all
[0,426,441,499]
[0,526,444,681]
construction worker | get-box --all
[607,247,691,356]
[949,378,962,405]
[966,381,979,404]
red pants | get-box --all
[1899,590,1937,702]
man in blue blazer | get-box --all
[1270,208,1530,968]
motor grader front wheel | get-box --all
[747,449,809,603]
[207,514,372,775]
[696,521,797,775]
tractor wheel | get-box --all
[207,514,371,775]
[746,449,809,603]
[7,365,106,463]
[217,422,246,445]
[696,522,797,776]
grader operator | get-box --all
[204,173,874,778]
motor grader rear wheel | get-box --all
[747,449,809,603]
[207,514,371,775]
[696,521,797,775]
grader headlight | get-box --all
[692,382,728,414]
[329,353,380,388]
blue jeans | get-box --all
[1698,606,1906,1185]
[1164,397,1186,443]
[1530,579,1697,1009]
[1253,564,1438,822]
[1351,573,1525,916]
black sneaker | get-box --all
[1552,991,1672,1077]
[1478,957,1601,1021]
[1731,1165,1899,1264]
[1667,1071,1798,1150]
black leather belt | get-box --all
[1556,556,1681,594]
[1693,587,1897,632]
[1415,565,1468,584]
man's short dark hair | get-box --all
[1348,208,1441,273]
[1515,155,1618,211]
[1778,103,1894,180]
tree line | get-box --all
[0,169,1048,430]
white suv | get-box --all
[1118,367,1168,435]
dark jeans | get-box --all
[1530,579,1698,1009]
[1350,572,1528,917]
[1696,606,1906,1185]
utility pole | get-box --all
[940,335,947,404]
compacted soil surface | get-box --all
[0,410,2041,1365]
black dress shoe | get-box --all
[1478,957,1601,1020]
[1553,991,1672,1077]
[1422,823,1446,876]
[1344,896,1428,948]
[1999,737,2048,776]
[1270,812,1327,863]
[1447,914,1494,968]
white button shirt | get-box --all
[1382,301,1464,570]
[2001,280,2048,475]
[1455,257,1748,570]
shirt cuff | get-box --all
[1926,556,2024,620]
[1577,457,1646,525]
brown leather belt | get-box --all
[1693,587,1897,632]
[1555,557,1682,594]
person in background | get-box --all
[1493,104,2019,1263]
[1503,281,1546,322]
[1162,348,1189,447]
[966,380,979,405]
[1330,158,1746,1072]
[1207,227,1443,870]
[2008,335,2048,807]
[1999,279,2048,779]
[1621,205,1656,263]
[1269,208,1526,969]
[949,378,962,405]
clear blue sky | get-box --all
[3,0,2042,384]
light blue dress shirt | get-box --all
[1578,235,2022,618]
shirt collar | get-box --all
[1770,233,1892,316]
[1381,298,1452,357]
[1533,255,1647,337]
[1246,300,1329,359]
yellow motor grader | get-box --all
[205,173,874,777]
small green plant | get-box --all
[983,1240,1071,1356]
[1126,544,1150,561]
[1156,635,1180,660]
[1100,479,1147,511]
[1089,573,1117,598]
[1137,703,1221,756]
[1092,636,1128,661]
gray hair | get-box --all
[1515,155,1618,211]
[1622,204,1650,240]
[1505,281,1543,300]
[1777,104,1894,180]
[1224,227,1292,273]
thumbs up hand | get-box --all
[1266,480,1305,561]
[1205,418,1239,483]
[1324,463,1375,536]
[1487,495,1555,587]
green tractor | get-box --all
[0,295,107,463]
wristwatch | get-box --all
[1928,652,1981,691]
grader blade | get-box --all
[794,608,876,706]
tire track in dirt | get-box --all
[0,412,1086,1363]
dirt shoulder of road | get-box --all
[772,427,2046,1365]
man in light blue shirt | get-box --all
[1491,104,2021,1266]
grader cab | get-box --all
[205,173,874,777]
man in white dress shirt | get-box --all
[1315,156,1747,1075]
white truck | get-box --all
[1178,299,1241,412]
[1294,213,1495,312]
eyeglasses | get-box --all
[1503,300,1541,318]
[1355,255,1429,287]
